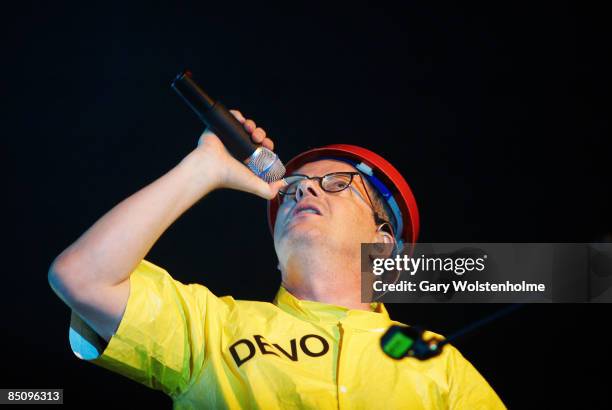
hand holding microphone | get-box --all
[172,71,286,199]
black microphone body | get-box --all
[172,71,285,182]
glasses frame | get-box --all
[279,171,394,236]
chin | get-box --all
[278,225,325,251]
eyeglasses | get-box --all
[279,171,394,236]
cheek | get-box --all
[274,205,291,235]
[334,204,374,236]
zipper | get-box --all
[336,321,344,410]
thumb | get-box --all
[234,170,286,200]
[268,178,288,198]
[249,177,287,200]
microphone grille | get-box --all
[246,147,286,182]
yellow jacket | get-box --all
[69,260,506,409]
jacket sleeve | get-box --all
[68,259,228,398]
[445,344,507,409]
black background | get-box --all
[3,1,611,408]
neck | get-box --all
[280,245,373,311]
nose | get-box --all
[295,179,319,201]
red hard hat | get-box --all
[267,144,419,249]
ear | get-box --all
[373,230,396,258]
[377,231,395,245]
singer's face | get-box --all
[273,160,379,260]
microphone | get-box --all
[171,70,286,182]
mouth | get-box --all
[292,204,322,218]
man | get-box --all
[49,110,506,409]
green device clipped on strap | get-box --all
[381,325,445,360]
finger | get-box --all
[197,128,217,146]
[228,160,287,200]
[244,119,256,133]
[250,176,287,200]
[229,109,245,123]
[201,127,215,137]
[262,138,274,151]
[238,169,278,200]
[270,178,287,194]
[251,127,266,144]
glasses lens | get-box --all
[321,173,353,192]
[279,175,306,195]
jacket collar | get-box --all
[273,285,395,330]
